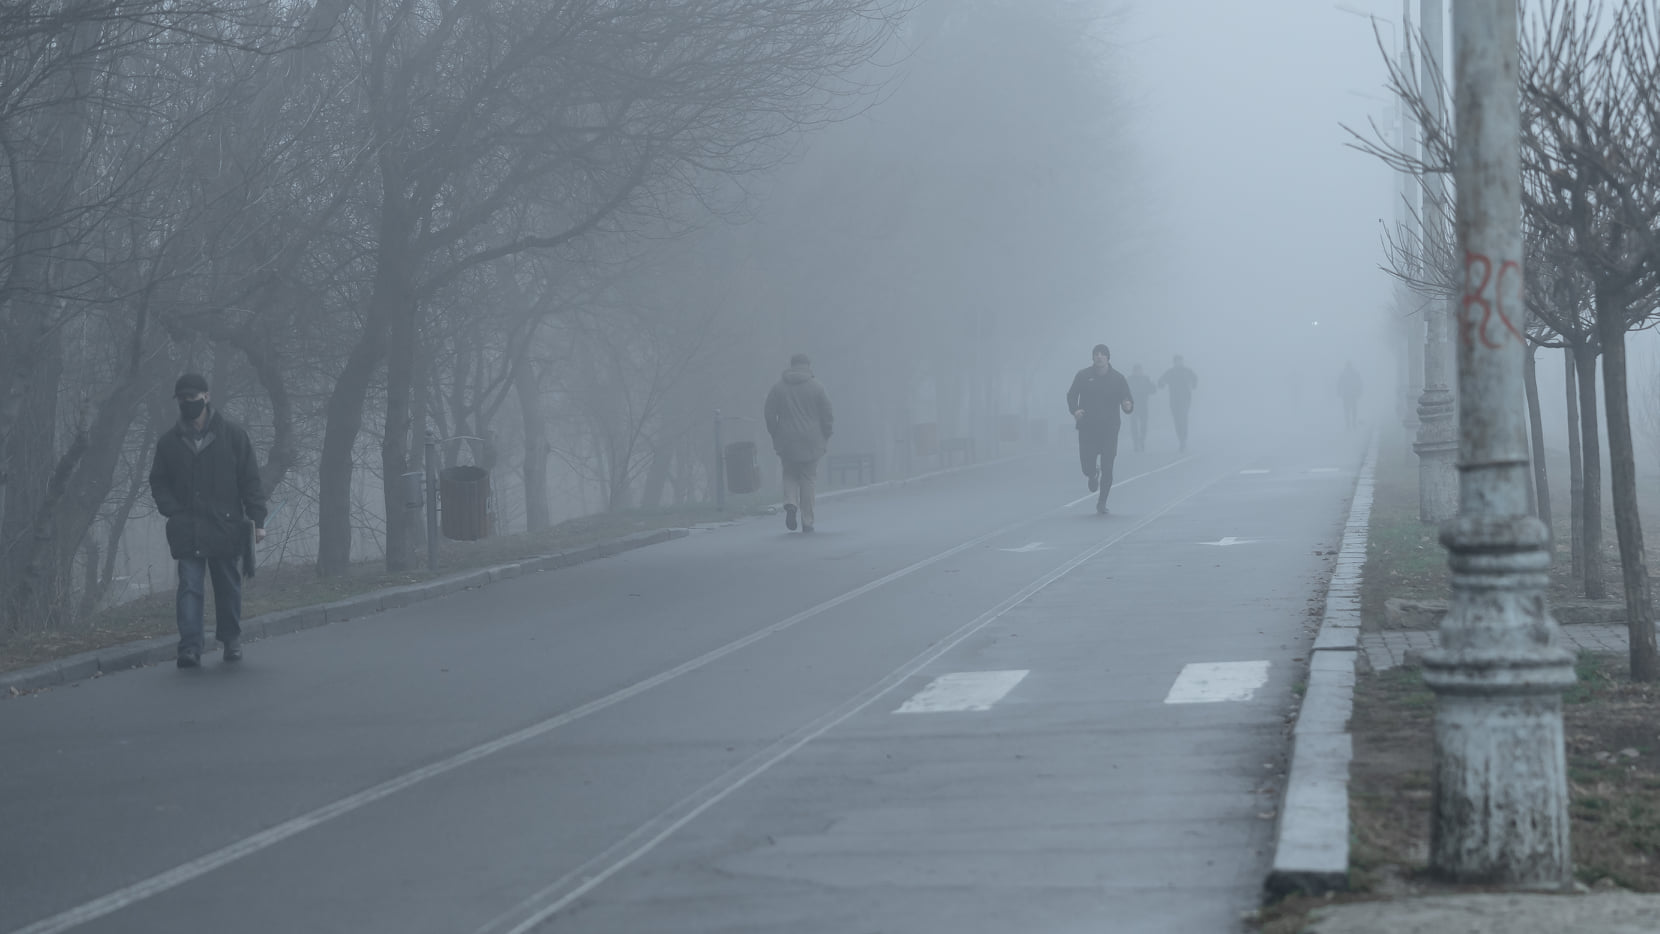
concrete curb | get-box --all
[0,527,689,698]
[1264,435,1376,900]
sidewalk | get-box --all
[1362,622,1631,672]
[1266,437,1660,930]
[0,528,689,698]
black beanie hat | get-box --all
[173,373,209,397]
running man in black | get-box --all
[1067,343,1135,515]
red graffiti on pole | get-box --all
[1460,251,1525,349]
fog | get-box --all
[707,0,1408,453]
[6,0,1658,620]
[1110,1,1401,426]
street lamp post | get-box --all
[1421,0,1573,886]
[1413,0,1460,522]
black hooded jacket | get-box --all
[1067,364,1134,434]
[149,408,268,560]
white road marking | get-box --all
[1240,468,1270,474]
[1164,661,1271,704]
[1199,536,1260,546]
[473,473,1221,934]
[13,459,1199,934]
[894,670,1029,713]
[998,542,1050,553]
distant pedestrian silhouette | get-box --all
[1157,355,1198,453]
[1126,364,1156,453]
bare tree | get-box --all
[1521,0,1660,680]
[300,0,907,574]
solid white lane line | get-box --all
[894,670,1030,713]
[10,458,1191,934]
[1163,661,1272,704]
[1240,468,1270,475]
[472,483,1214,934]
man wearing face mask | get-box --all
[149,373,268,668]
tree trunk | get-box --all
[0,336,65,629]
[1523,342,1551,529]
[381,288,418,572]
[1596,309,1659,681]
[316,333,385,576]
[1565,348,1584,581]
[1573,343,1605,599]
[516,360,552,533]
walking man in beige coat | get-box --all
[764,353,834,533]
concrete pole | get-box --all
[1421,0,1574,887]
[1414,0,1460,521]
[714,410,725,512]
[424,430,439,572]
[1400,0,1424,432]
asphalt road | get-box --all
[1,421,1370,934]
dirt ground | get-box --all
[1255,430,1660,933]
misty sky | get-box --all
[1110,1,1403,403]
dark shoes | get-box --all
[223,641,243,662]
[784,504,798,531]
[1087,469,1099,493]
[176,651,200,669]
[802,524,814,533]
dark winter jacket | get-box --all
[149,408,268,561]
[1067,365,1134,434]
[764,365,834,464]
[1158,364,1198,405]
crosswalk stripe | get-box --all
[894,670,1030,713]
[1164,661,1271,704]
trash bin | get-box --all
[439,466,491,540]
[724,441,760,494]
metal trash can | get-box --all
[439,466,491,540]
[724,441,760,494]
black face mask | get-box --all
[178,399,206,422]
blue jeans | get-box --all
[176,556,242,655]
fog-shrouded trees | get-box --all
[0,2,329,629]
[308,0,907,574]
[671,0,1136,463]
[1362,0,1660,681]
[1520,0,1660,680]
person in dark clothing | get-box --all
[764,353,834,532]
[1157,354,1198,453]
[149,373,267,667]
[1338,361,1363,430]
[1067,344,1135,515]
[1125,363,1156,453]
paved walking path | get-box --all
[1362,623,1631,671]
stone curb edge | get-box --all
[1,527,691,699]
[1263,434,1376,900]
